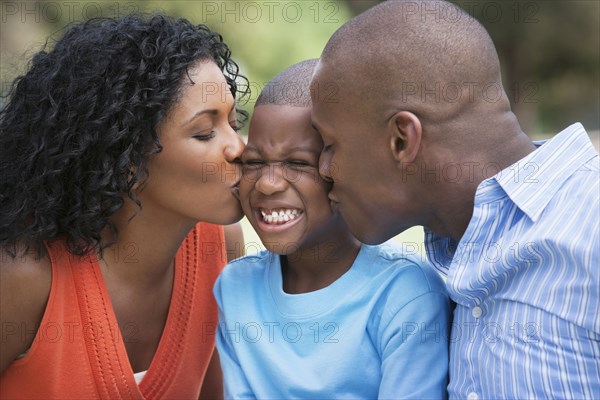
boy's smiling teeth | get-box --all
[260,208,302,224]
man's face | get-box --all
[310,61,418,244]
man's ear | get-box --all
[388,111,422,164]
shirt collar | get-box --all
[493,123,598,222]
[425,123,598,272]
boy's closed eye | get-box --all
[242,159,316,170]
[241,160,265,180]
[285,159,316,169]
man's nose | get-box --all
[319,151,334,182]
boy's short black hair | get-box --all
[255,59,318,107]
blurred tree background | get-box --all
[1,0,597,254]
[1,0,598,136]
[0,0,353,125]
[347,0,600,135]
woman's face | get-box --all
[140,61,245,225]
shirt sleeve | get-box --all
[378,291,450,400]
[213,275,256,399]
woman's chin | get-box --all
[216,207,245,226]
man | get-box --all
[310,1,599,398]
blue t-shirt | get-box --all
[214,243,450,399]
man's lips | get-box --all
[327,190,340,213]
[328,192,339,203]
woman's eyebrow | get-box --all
[183,101,236,127]
[182,109,218,127]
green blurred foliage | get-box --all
[0,0,352,133]
[343,0,599,134]
[121,1,352,120]
[448,0,599,134]
[0,0,598,134]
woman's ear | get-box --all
[388,111,422,164]
[127,164,142,192]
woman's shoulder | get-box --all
[0,246,52,310]
[0,246,52,373]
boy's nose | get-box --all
[255,165,289,196]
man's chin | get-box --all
[348,222,394,245]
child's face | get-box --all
[240,105,341,254]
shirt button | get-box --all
[467,392,479,400]
[472,306,483,318]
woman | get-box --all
[0,14,247,398]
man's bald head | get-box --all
[318,0,508,123]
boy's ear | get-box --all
[388,111,422,164]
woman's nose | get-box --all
[224,127,245,163]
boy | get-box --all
[214,59,450,399]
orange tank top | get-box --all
[0,223,226,399]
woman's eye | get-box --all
[194,132,215,141]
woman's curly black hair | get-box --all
[0,14,250,257]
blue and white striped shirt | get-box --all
[426,123,599,399]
